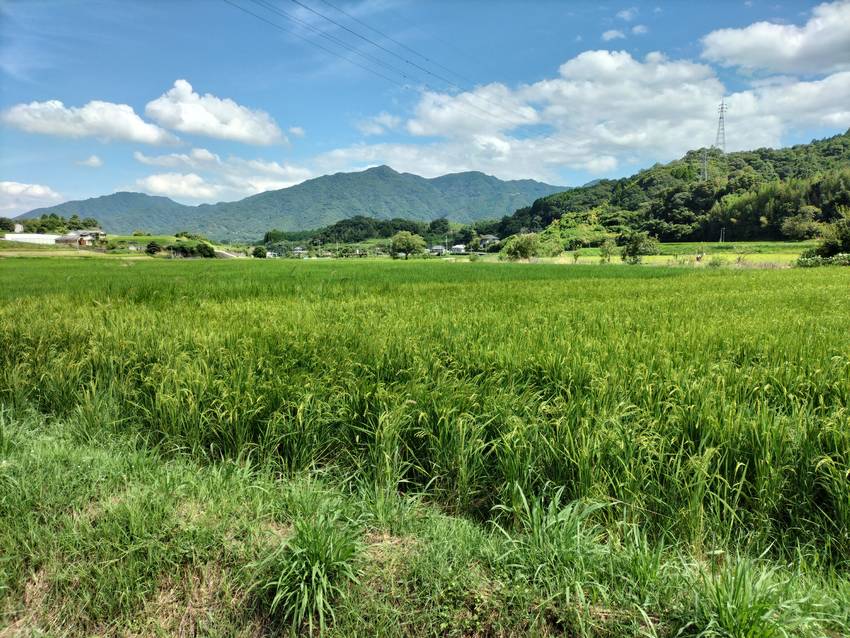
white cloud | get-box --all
[316,48,850,183]
[602,30,626,41]
[288,126,305,138]
[76,155,103,168]
[145,79,285,145]
[136,173,221,199]
[702,0,850,74]
[1,99,175,144]
[133,148,313,200]
[356,111,402,135]
[0,180,62,215]
[406,84,537,137]
[632,24,648,35]
[133,147,221,170]
[616,7,637,21]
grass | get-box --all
[1,257,848,636]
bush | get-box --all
[619,230,660,264]
[195,242,216,259]
[500,234,538,261]
[797,252,850,267]
[815,217,850,258]
[599,238,616,263]
[145,241,162,256]
[252,246,267,259]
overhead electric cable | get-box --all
[221,0,401,85]
[315,0,476,86]
[287,0,529,123]
[223,0,526,130]
[249,0,416,84]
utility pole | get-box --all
[700,148,709,181]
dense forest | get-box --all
[263,216,478,250]
[257,131,850,252]
[477,130,850,243]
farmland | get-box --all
[1,257,849,637]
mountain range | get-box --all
[20,166,564,242]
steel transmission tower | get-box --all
[714,98,727,153]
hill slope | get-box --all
[485,130,850,242]
[20,166,564,242]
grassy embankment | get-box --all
[1,258,848,636]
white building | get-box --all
[429,245,447,256]
[451,244,466,254]
[13,223,23,233]
[1,233,61,245]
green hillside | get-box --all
[483,130,850,242]
[20,166,563,242]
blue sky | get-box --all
[1,0,849,215]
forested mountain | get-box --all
[19,166,563,242]
[480,130,850,242]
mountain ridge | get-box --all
[20,165,564,242]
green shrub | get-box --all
[252,246,267,259]
[195,242,216,259]
[815,216,850,258]
[619,230,660,264]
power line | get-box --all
[221,0,401,85]
[315,0,476,87]
[223,0,527,130]
[248,0,416,85]
[286,0,524,124]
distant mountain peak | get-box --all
[20,166,564,242]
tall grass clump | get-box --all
[676,557,824,638]
[247,508,361,635]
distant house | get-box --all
[2,233,61,245]
[293,246,308,258]
[479,234,499,250]
[266,251,279,258]
[56,230,105,247]
[13,223,23,233]
[429,245,447,256]
[451,244,466,254]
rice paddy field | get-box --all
[1,257,849,637]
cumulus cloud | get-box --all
[135,173,221,199]
[602,30,626,41]
[145,79,284,145]
[0,180,62,215]
[406,84,537,137]
[702,0,850,74]
[133,148,313,200]
[76,155,103,168]
[616,7,637,21]
[319,48,850,183]
[632,24,648,35]
[288,126,305,138]
[357,111,402,136]
[1,99,175,144]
